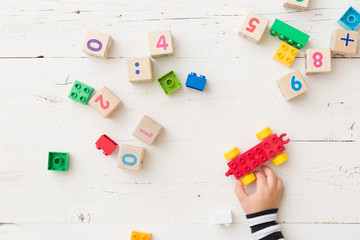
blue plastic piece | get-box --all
[338,7,360,31]
[185,72,206,91]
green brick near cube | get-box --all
[48,152,69,171]
[157,70,182,95]
[68,80,94,105]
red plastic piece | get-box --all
[225,133,290,179]
[95,134,118,156]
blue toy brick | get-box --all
[338,7,360,31]
[185,72,206,91]
[68,80,94,105]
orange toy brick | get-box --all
[131,231,151,240]
[273,42,298,67]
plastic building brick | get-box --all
[283,0,309,11]
[224,127,290,186]
[82,30,113,59]
[68,80,94,105]
[157,70,182,95]
[338,7,360,31]
[148,30,174,58]
[131,231,151,240]
[211,209,233,226]
[305,49,331,75]
[185,72,207,91]
[133,115,164,146]
[273,42,298,67]
[48,152,69,171]
[270,19,310,49]
[330,29,359,57]
[238,12,269,43]
[95,134,118,156]
[277,70,308,101]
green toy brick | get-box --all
[48,152,69,171]
[68,80,94,105]
[270,19,310,49]
[157,70,182,95]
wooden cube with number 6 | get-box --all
[89,87,122,118]
[277,70,308,101]
[148,30,174,58]
[238,12,269,43]
[305,49,331,75]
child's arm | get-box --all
[235,166,285,240]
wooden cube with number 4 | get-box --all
[148,30,174,58]
[89,87,122,118]
[277,70,308,101]
[305,49,331,75]
[239,12,269,43]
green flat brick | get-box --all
[157,70,182,95]
[68,80,94,105]
[48,152,69,171]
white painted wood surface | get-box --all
[1,0,360,239]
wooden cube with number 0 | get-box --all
[148,30,174,58]
[305,49,331,75]
[82,30,113,59]
[89,87,122,118]
[239,12,269,43]
[283,0,309,11]
[277,70,308,101]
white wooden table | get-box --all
[1,0,360,239]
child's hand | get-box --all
[235,166,284,214]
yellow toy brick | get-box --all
[273,42,298,67]
[131,231,151,240]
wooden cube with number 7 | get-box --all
[277,70,308,101]
[238,12,269,43]
[305,49,331,75]
[89,87,122,118]
[148,30,174,58]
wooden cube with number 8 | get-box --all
[239,12,269,43]
[277,70,308,101]
[148,30,174,58]
[89,87,122,118]
[305,49,331,75]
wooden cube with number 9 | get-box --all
[239,12,269,43]
[277,70,308,101]
[148,30,174,58]
[305,49,331,75]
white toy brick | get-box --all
[148,30,174,58]
[283,0,309,11]
[127,57,153,83]
[133,115,163,146]
[277,70,308,101]
[82,30,113,59]
[89,87,122,118]
[305,49,331,74]
[117,144,146,171]
[239,12,269,43]
[211,209,233,226]
[330,29,359,57]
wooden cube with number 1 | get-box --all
[148,30,174,58]
[277,70,308,101]
[89,87,122,118]
[239,12,269,43]
[305,49,331,75]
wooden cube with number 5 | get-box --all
[89,87,122,118]
[305,49,331,75]
[148,30,174,58]
[239,12,269,43]
[277,70,308,101]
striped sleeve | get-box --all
[246,209,285,240]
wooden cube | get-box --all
[305,49,331,75]
[117,145,146,171]
[126,57,153,83]
[89,87,122,118]
[277,70,308,101]
[283,0,309,11]
[82,30,113,59]
[330,29,359,57]
[238,12,269,43]
[148,30,174,58]
[133,115,163,146]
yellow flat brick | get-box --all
[273,42,298,67]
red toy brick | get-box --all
[95,134,118,156]
[225,133,290,180]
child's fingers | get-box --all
[235,180,249,200]
[254,171,267,189]
[262,166,277,188]
[277,177,283,189]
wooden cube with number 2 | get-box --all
[89,87,122,118]
[277,70,308,101]
[148,30,174,58]
[239,12,269,43]
[305,49,331,75]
